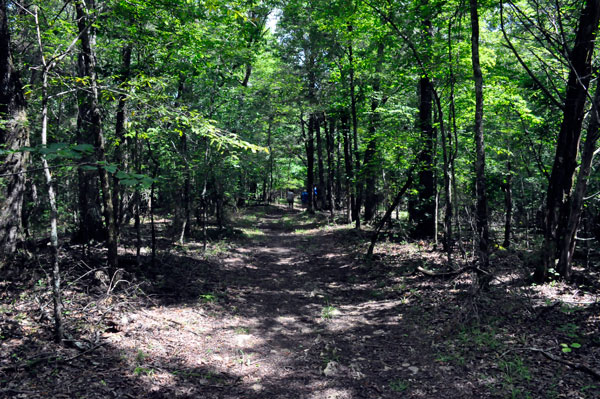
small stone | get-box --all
[408,366,419,374]
[251,383,263,391]
[323,361,340,377]
[402,363,410,367]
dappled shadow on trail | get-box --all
[2,205,600,398]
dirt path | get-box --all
[107,205,444,398]
[2,205,599,398]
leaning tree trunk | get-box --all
[556,79,600,279]
[538,0,600,282]
[75,0,118,270]
[470,0,490,288]
[0,0,29,260]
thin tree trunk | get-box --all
[470,0,490,288]
[326,115,335,217]
[307,113,316,213]
[367,168,414,257]
[41,70,63,343]
[75,0,118,269]
[364,42,385,222]
[341,111,353,223]
[335,121,342,210]
[348,24,361,229]
[112,44,132,231]
[316,113,325,210]
[34,8,63,341]
[503,160,513,248]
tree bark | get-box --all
[364,42,385,222]
[112,44,132,231]
[316,113,325,210]
[306,113,316,213]
[325,115,335,216]
[556,80,600,279]
[408,2,436,239]
[0,0,29,259]
[503,160,513,248]
[341,111,353,223]
[75,0,118,270]
[538,0,600,282]
[348,24,361,229]
[470,0,490,287]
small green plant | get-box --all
[498,356,531,398]
[234,326,250,334]
[133,366,154,376]
[321,305,338,320]
[389,379,409,392]
[136,349,147,363]
[500,357,531,382]
[199,293,217,303]
[560,342,581,353]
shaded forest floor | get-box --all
[1,205,600,398]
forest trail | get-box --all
[103,205,456,398]
[2,205,599,398]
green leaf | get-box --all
[72,144,95,153]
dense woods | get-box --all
[1,0,600,397]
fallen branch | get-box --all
[529,348,600,381]
[417,266,472,277]
[367,167,414,257]
[0,341,106,373]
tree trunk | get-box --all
[306,113,316,213]
[0,0,29,259]
[538,0,600,282]
[409,3,436,239]
[112,44,132,231]
[316,113,325,210]
[503,160,513,248]
[75,0,118,270]
[470,0,490,287]
[335,121,342,210]
[348,24,361,229]
[326,115,335,217]
[341,111,353,223]
[364,42,385,222]
[556,80,600,279]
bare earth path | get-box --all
[2,205,599,398]
[104,205,452,398]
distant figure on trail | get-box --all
[301,190,309,207]
[287,189,295,209]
